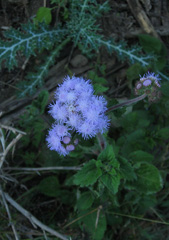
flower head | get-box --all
[135,72,161,102]
[46,75,109,156]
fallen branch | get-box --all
[0,133,23,169]
[4,166,81,172]
[0,191,69,240]
[0,185,19,240]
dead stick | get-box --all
[1,191,68,240]
[127,0,159,38]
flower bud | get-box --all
[66,144,75,151]
[62,136,71,144]
[134,72,161,102]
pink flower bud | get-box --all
[143,79,152,86]
[66,144,75,151]
[62,136,71,144]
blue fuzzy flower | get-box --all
[46,75,109,156]
[135,72,161,102]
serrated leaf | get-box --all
[119,157,136,181]
[134,163,163,194]
[98,144,119,168]
[36,7,52,24]
[120,111,151,132]
[100,172,120,194]
[32,119,44,148]
[139,34,162,54]
[38,176,60,197]
[74,159,102,187]
[88,71,108,84]
[138,34,167,70]
[16,38,69,97]
[129,150,154,164]
[93,83,109,94]
[77,192,94,210]
[157,127,169,140]
[80,210,107,240]
[98,38,152,66]
[161,82,169,96]
[126,63,146,82]
[33,90,49,114]
[0,22,65,70]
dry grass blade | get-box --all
[0,191,69,240]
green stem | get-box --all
[108,211,169,225]
[106,93,147,113]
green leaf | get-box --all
[157,127,169,140]
[17,38,70,97]
[137,195,157,213]
[77,192,94,210]
[120,111,151,132]
[88,71,108,84]
[98,144,119,168]
[99,38,152,66]
[138,34,167,70]
[161,82,169,96]
[35,7,52,24]
[74,160,102,187]
[0,22,65,70]
[80,210,107,240]
[33,90,49,114]
[100,172,121,194]
[93,83,109,94]
[129,150,154,164]
[23,152,36,166]
[134,163,163,194]
[38,176,60,197]
[126,63,146,81]
[119,157,136,181]
[32,119,44,147]
[155,55,167,70]
[139,34,162,54]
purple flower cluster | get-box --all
[46,76,109,156]
[135,72,161,102]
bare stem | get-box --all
[0,133,23,169]
[0,185,19,240]
[4,166,81,172]
[64,206,102,229]
[0,124,27,135]
[106,93,147,113]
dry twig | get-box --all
[0,124,26,169]
[127,0,159,38]
[0,191,69,240]
[0,133,23,169]
[4,166,81,172]
[0,185,19,240]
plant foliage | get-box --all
[0,0,165,97]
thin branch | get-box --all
[4,166,82,172]
[0,133,23,169]
[0,124,27,135]
[63,206,102,229]
[107,211,169,226]
[95,205,102,229]
[0,186,19,240]
[1,191,69,240]
[106,93,147,113]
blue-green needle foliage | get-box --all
[0,22,66,70]
[0,0,155,97]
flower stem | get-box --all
[106,93,147,113]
